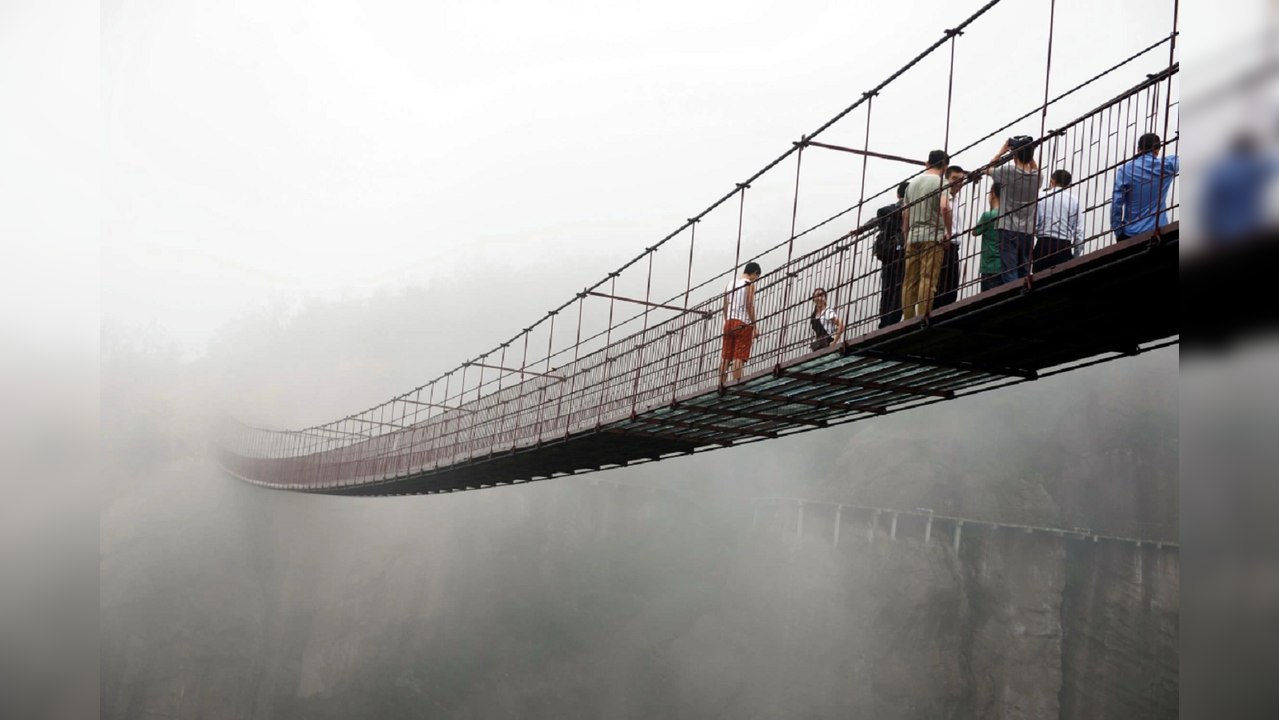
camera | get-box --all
[1008,135,1034,150]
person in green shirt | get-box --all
[971,182,1002,292]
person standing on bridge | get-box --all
[1034,169,1084,271]
[971,182,1003,291]
[974,136,1041,287]
[720,262,761,385]
[934,165,968,309]
[1112,132,1179,241]
[900,150,952,320]
[873,181,909,327]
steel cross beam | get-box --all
[349,417,411,431]
[672,402,828,428]
[725,389,886,415]
[627,414,778,439]
[399,398,477,414]
[798,140,926,167]
[586,291,715,318]
[779,370,956,399]
[466,362,566,381]
[310,427,369,440]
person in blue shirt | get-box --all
[1112,132,1179,240]
[1203,133,1278,244]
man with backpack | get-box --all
[873,182,909,327]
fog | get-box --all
[43,0,1219,716]
[99,266,1179,717]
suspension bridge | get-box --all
[215,0,1181,497]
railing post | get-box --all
[773,143,805,369]
[630,249,656,416]
[594,275,619,429]
[534,312,557,444]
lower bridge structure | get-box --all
[750,497,1179,554]
[573,476,1179,554]
[215,0,1180,497]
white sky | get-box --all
[90,0,1220,356]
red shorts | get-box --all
[721,319,754,361]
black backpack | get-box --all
[874,202,904,263]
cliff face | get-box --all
[727,501,1174,720]
[965,529,1066,720]
[1059,542,1180,720]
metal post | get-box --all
[559,295,584,437]
[1040,0,1057,142]
[924,515,933,544]
[774,144,805,368]
[669,221,697,404]
[1157,0,1179,233]
[630,249,655,415]
[890,512,898,540]
[733,185,747,278]
[1026,0,1058,282]
[953,521,963,552]
[853,97,874,234]
[595,275,618,429]
[447,365,468,465]
[944,33,957,153]
[868,511,878,545]
[534,311,557,443]
[436,372,451,470]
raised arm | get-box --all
[989,139,1011,168]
